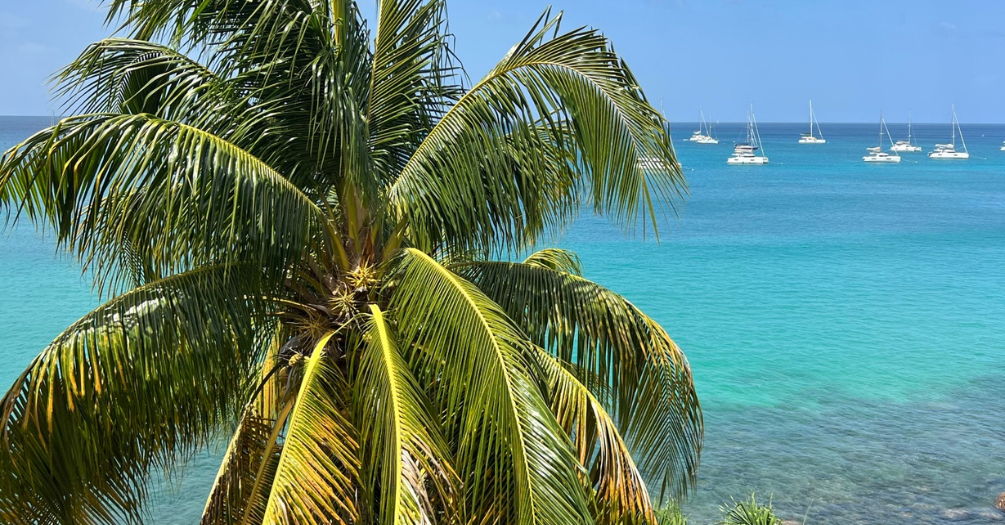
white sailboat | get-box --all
[798,100,826,144]
[891,112,922,152]
[728,105,769,165]
[863,113,901,163]
[1000,141,1005,152]
[688,109,718,144]
[928,105,969,159]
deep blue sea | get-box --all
[2,116,1003,525]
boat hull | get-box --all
[728,156,769,165]
[891,145,922,152]
[798,137,826,144]
[863,155,901,163]
[928,152,970,159]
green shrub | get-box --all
[655,501,688,525]
[719,494,782,525]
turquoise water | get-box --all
[2,117,1004,524]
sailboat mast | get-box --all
[951,105,956,145]
[809,100,813,135]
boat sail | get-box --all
[863,113,901,163]
[728,105,769,165]
[891,112,922,152]
[798,100,826,144]
[689,109,718,144]
[928,105,969,159]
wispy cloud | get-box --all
[937,21,959,34]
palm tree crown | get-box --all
[0,1,701,524]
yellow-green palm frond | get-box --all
[389,9,685,255]
[534,348,655,525]
[260,334,361,525]
[391,248,592,525]
[0,114,324,293]
[356,305,458,525]
[0,264,268,525]
[455,252,702,501]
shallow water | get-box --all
[1,117,1003,524]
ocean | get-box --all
[1,116,1003,525]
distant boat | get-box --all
[1000,140,1005,152]
[689,109,718,144]
[891,112,922,152]
[863,113,901,163]
[798,100,826,144]
[728,105,769,165]
[928,105,969,159]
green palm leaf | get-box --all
[392,248,592,525]
[0,264,266,525]
[357,304,457,525]
[534,348,656,525]
[455,252,703,501]
[389,10,685,254]
[0,114,324,292]
[260,334,361,525]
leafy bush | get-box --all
[719,494,782,525]
[655,501,688,525]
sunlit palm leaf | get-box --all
[534,348,655,525]
[357,305,457,525]
[0,264,266,525]
[0,114,323,292]
[392,248,592,525]
[261,334,361,525]
[389,10,685,255]
[454,254,702,501]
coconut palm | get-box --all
[0,1,701,524]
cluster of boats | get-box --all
[687,102,984,165]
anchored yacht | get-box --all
[798,100,826,144]
[689,109,718,144]
[891,112,922,152]
[728,105,769,165]
[863,114,901,163]
[928,106,969,159]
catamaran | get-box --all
[728,105,768,165]
[798,100,826,144]
[863,114,901,163]
[891,112,922,152]
[928,105,969,159]
[688,109,718,144]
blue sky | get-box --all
[2,0,1004,122]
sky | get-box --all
[2,0,1005,122]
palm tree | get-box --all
[0,1,701,524]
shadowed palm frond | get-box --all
[455,253,702,501]
[0,264,268,525]
[391,248,592,525]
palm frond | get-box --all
[0,264,268,525]
[391,248,592,525]
[367,0,461,183]
[454,254,702,501]
[260,334,361,525]
[201,331,295,525]
[0,114,324,293]
[534,347,655,525]
[356,304,457,525]
[389,9,685,254]
[522,247,582,275]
